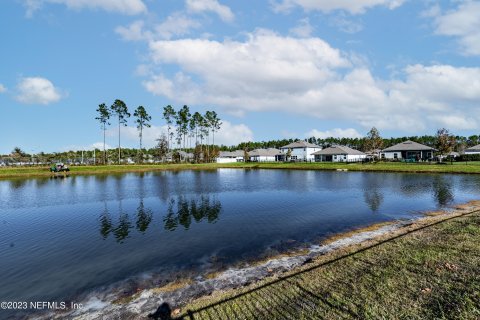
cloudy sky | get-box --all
[1,0,479,153]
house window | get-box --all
[291,156,297,160]
[334,155,337,160]
[343,155,347,159]
[394,153,398,159]
[381,154,385,159]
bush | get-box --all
[458,154,480,162]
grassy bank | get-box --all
[2,161,480,179]
[178,209,480,319]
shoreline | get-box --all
[2,161,480,179]
[31,199,480,320]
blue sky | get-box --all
[1,0,480,153]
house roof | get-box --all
[465,144,480,152]
[249,148,283,157]
[382,140,435,152]
[218,150,244,158]
[280,140,321,149]
[312,145,365,156]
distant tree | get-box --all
[110,99,130,164]
[133,106,151,163]
[243,148,249,162]
[11,147,27,163]
[364,127,384,154]
[208,111,222,147]
[435,128,456,160]
[191,112,203,147]
[176,105,191,154]
[286,148,292,161]
[155,134,169,162]
[163,105,176,151]
[95,103,111,165]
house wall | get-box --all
[216,157,243,163]
[250,155,277,162]
[382,152,403,160]
[381,151,433,160]
[465,150,480,154]
[315,154,366,162]
[280,147,320,161]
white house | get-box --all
[464,144,480,154]
[312,146,366,162]
[248,148,284,162]
[381,140,435,161]
[216,150,244,163]
[280,140,322,161]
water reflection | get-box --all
[99,194,222,242]
[164,195,222,231]
[364,189,384,212]
[136,200,153,233]
[433,176,454,206]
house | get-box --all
[216,150,244,163]
[464,144,480,155]
[312,145,366,162]
[248,148,284,162]
[381,140,435,160]
[280,140,322,161]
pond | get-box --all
[1,169,480,317]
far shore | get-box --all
[2,161,480,179]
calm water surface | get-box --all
[1,169,480,314]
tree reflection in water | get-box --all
[136,200,153,233]
[99,194,222,242]
[433,176,454,206]
[163,195,222,231]
[363,189,384,212]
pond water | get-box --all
[1,169,480,317]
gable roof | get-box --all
[312,145,365,156]
[249,148,283,157]
[382,140,435,152]
[218,150,244,158]
[465,144,480,152]
[280,140,321,149]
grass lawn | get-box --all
[2,161,480,179]
[178,210,480,319]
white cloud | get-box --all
[329,14,363,33]
[186,0,234,22]
[23,0,147,17]
[306,128,363,139]
[16,77,62,105]
[431,1,480,56]
[289,18,314,38]
[215,121,254,145]
[116,14,201,42]
[0,84,6,93]
[271,0,405,15]
[138,29,480,134]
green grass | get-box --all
[2,161,480,179]
[179,211,480,319]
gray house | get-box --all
[249,148,284,162]
[464,144,480,154]
[312,145,366,162]
[381,140,435,160]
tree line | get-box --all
[220,127,479,156]
[95,100,222,164]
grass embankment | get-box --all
[179,210,480,319]
[2,161,480,179]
